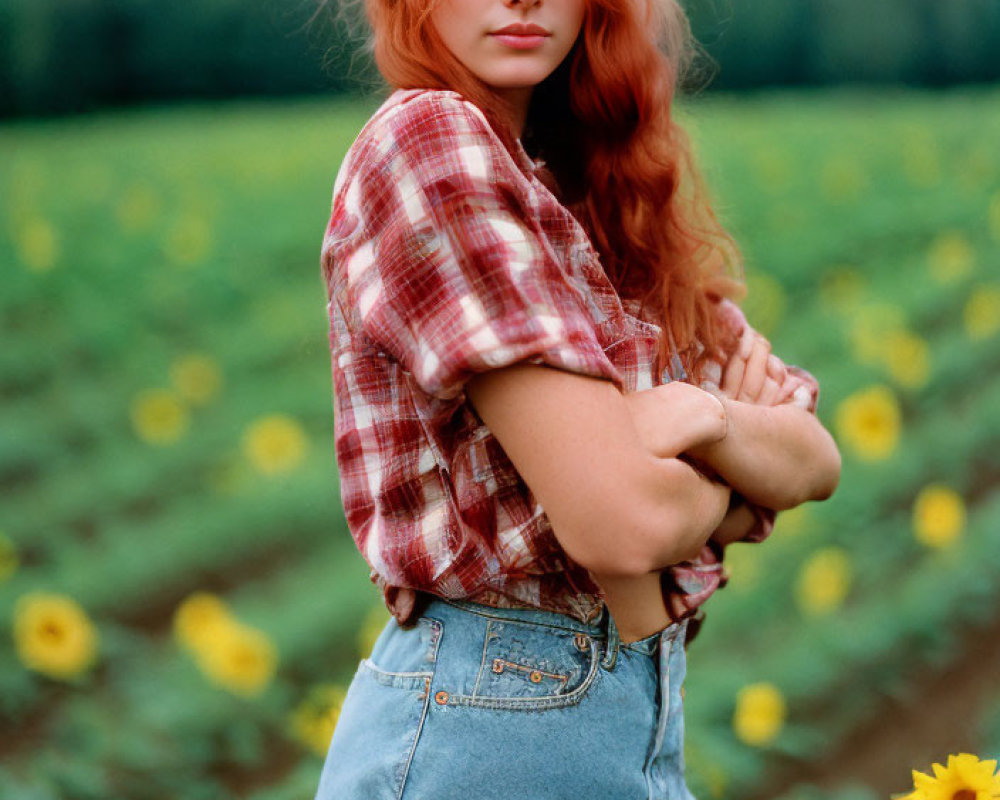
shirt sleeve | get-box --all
[335,92,623,403]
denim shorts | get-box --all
[314,596,696,800]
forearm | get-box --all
[634,454,733,570]
[593,483,748,642]
[711,492,761,545]
[588,571,671,644]
[592,391,733,640]
[687,398,841,510]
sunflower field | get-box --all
[1,85,998,799]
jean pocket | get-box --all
[360,616,443,691]
[439,618,600,711]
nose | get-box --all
[504,0,541,8]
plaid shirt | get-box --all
[322,88,819,636]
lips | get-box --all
[491,22,551,37]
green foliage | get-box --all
[684,0,1000,90]
[2,85,999,797]
[0,0,375,117]
[3,0,1000,118]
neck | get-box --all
[493,86,533,139]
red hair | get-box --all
[355,0,747,384]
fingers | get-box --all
[757,375,783,406]
[720,354,745,399]
[720,327,754,398]
[766,354,787,383]
[738,333,771,402]
[720,326,783,405]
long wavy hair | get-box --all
[332,0,747,384]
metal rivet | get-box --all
[574,633,590,652]
[529,671,543,683]
[434,691,449,705]
[492,659,504,674]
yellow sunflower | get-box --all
[130,388,189,445]
[927,231,975,283]
[834,384,902,461]
[901,753,1000,800]
[884,329,930,389]
[169,353,223,405]
[15,216,59,272]
[795,547,851,615]
[847,303,906,365]
[173,591,235,651]
[242,414,308,475]
[194,620,278,697]
[912,485,966,549]
[964,285,1000,341]
[14,592,99,679]
[732,682,786,747]
[289,684,348,756]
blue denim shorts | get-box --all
[314,596,696,800]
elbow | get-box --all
[776,437,842,510]
[631,504,710,573]
[560,512,664,579]
[811,441,842,502]
[803,428,842,504]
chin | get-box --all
[486,73,553,90]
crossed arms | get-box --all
[465,320,841,642]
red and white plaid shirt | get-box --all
[322,88,819,636]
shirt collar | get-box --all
[514,137,546,174]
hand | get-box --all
[709,493,759,547]
[627,380,729,459]
[719,326,788,406]
[668,468,733,563]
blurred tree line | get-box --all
[1,0,999,119]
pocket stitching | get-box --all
[445,637,600,711]
[360,617,443,690]
[491,658,570,685]
[360,659,435,680]
[395,616,444,800]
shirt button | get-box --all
[574,633,590,652]
[434,690,449,705]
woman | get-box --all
[316,0,841,797]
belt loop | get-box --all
[600,605,620,671]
